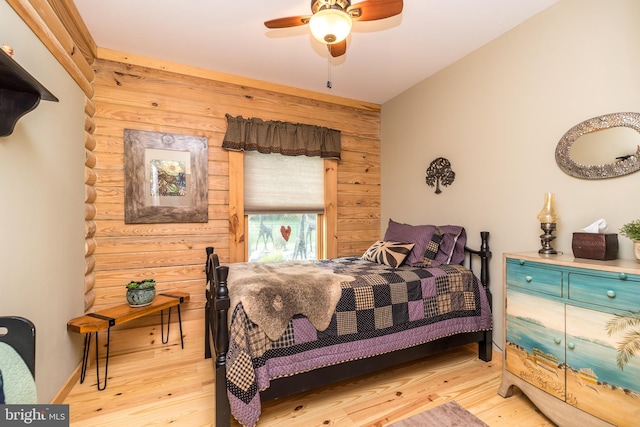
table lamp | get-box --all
[537,192,559,254]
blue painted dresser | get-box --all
[499,252,640,427]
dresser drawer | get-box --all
[568,272,640,311]
[506,259,563,297]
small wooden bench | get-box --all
[67,292,190,390]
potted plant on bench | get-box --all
[126,279,156,307]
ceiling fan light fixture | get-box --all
[309,8,352,44]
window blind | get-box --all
[244,151,324,213]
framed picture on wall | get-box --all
[124,129,208,223]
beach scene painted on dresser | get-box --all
[505,290,640,425]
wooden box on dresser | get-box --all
[498,252,640,427]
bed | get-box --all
[205,221,492,427]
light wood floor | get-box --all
[63,319,555,426]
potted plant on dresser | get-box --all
[620,219,640,260]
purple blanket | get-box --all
[225,257,492,427]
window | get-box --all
[227,151,338,262]
[244,151,322,262]
[248,214,319,262]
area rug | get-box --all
[388,401,489,427]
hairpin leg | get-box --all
[80,333,92,384]
[161,308,171,344]
[160,299,184,348]
[79,329,110,391]
[94,328,110,391]
[177,305,184,349]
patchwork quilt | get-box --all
[224,257,492,427]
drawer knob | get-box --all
[567,342,575,350]
[525,275,532,283]
[618,273,627,280]
[606,290,616,298]
[553,337,562,345]
[519,260,525,265]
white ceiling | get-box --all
[73,0,559,105]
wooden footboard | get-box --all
[205,231,492,427]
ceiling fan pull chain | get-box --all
[327,56,332,89]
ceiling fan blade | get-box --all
[264,16,310,29]
[347,0,403,21]
[328,40,347,57]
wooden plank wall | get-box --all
[90,56,382,330]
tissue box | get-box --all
[572,233,618,260]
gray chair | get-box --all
[0,316,36,404]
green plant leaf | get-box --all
[620,219,640,240]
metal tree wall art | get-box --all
[426,157,455,194]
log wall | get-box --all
[90,53,382,326]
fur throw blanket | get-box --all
[228,261,354,340]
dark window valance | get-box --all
[222,114,341,159]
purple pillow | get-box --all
[383,219,441,266]
[435,225,467,265]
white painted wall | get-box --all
[0,2,86,402]
[381,0,640,348]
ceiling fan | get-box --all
[264,0,404,57]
